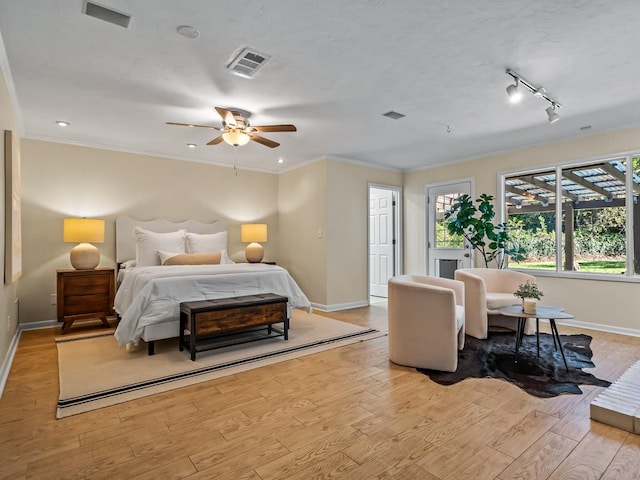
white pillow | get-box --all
[220,249,234,264]
[186,231,227,254]
[135,227,186,267]
[120,259,137,269]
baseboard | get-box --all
[311,300,369,312]
[0,327,21,399]
[20,319,58,331]
[554,318,640,338]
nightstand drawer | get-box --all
[63,276,110,295]
[63,293,110,316]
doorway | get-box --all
[426,179,473,278]
[368,184,402,301]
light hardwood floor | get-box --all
[1,303,640,480]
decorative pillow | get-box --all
[134,227,186,267]
[186,231,227,254]
[159,251,222,266]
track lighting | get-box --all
[506,79,522,103]
[546,104,560,124]
[506,69,561,123]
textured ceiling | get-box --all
[1,0,640,173]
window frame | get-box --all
[498,151,640,283]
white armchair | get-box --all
[388,275,465,372]
[454,268,536,339]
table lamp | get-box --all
[241,223,267,263]
[63,218,105,270]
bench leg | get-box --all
[147,341,155,356]
[190,313,196,361]
[284,317,289,340]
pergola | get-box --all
[505,159,640,273]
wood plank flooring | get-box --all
[1,303,639,479]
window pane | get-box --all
[435,193,463,248]
[560,159,627,274]
[505,171,557,270]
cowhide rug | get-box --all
[418,331,611,398]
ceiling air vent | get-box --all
[226,47,271,78]
[84,1,132,29]
[382,111,406,120]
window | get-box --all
[434,192,463,248]
[502,156,640,277]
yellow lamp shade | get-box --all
[63,218,105,243]
[63,218,105,270]
[241,224,267,243]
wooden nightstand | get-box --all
[57,268,115,333]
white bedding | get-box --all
[114,263,312,346]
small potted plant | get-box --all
[513,280,543,314]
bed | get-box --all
[113,216,312,351]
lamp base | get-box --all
[70,243,100,270]
[245,242,264,263]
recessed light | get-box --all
[56,120,70,127]
[277,158,284,164]
[187,143,197,149]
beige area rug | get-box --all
[56,310,385,419]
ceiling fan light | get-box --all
[506,83,522,103]
[546,105,560,124]
[222,130,251,146]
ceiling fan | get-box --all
[167,106,296,148]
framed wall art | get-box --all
[4,130,22,283]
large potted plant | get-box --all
[444,193,524,268]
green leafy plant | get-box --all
[444,193,525,268]
[513,280,544,300]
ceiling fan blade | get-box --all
[215,107,237,127]
[166,122,220,130]
[250,124,297,133]
[207,136,225,145]
[250,134,279,148]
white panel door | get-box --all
[426,181,472,278]
[369,188,394,297]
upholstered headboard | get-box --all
[115,216,227,263]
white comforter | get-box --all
[114,264,311,345]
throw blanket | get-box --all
[114,264,311,345]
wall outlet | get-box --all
[50,294,57,305]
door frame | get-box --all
[367,183,403,301]
[425,177,474,276]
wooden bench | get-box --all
[179,293,289,360]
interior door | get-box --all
[369,187,395,297]
[426,181,472,278]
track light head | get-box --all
[506,81,522,103]
[506,69,562,124]
[546,105,560,124]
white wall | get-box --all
[404,128,640,334]
[278,159,328,306]
[326,159,402,307]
